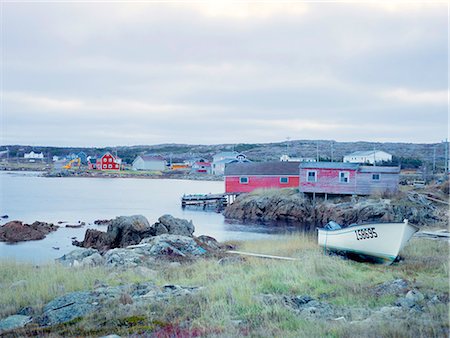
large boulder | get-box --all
[0,315,32,333]
[0,221,58,242]
[73,215,153,251]
[139,234,207,258]
[56,248,101,267]
[151,215,195,237]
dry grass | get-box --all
[0,236,448,337]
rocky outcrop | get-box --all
[37,282,202,326]
[73,215,153,251]
[0,221,58,242]
[74,215,197,251]
[150,215,195,237]
[224,190,441,227]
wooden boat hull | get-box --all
[318,220,419,264]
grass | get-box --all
[1,236,448,337]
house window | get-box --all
[280,177,289,184]
[239,177,249,184]
[339,171,350,183]
[109,158,112,162]
[103,165,107,169]
[307,171,317,182]
[108,164,112,169]
[372,174,380,181]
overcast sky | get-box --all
[1,2,448,147]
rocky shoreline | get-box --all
[223,189,448,229]
[0,214,448,337]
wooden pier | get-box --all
[181,193,239,209]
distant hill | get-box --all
[1,140,447,170]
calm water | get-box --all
[0,171,298,263]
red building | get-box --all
[96,152,121,171]
[224,161,300,193]
[299,162,400,196]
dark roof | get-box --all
[225,161,300,176]
[359,166,400,173]
[300,162,360,170]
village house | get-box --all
[280,154,316,162]
[343,150,392,164]
[97,152,121,171]
[24,151,44,161]
[212,151,249,175]
[132,155,166,171]
[299,162,400,196]
[87,158,97,170]
[191,160,211,174]
[224,161,300,194]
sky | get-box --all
[1,1,448,147]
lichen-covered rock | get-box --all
[104,248,148,268]
[56,248,100,267]
[139,234,207,258]
[0,315,32,333]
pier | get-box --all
[181,193,238,209]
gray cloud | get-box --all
[2,2,447,146]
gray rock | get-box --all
[197,235,221,250]
[80,252,105,267]
[56,248,99,267]
[396,290,424,309]
[100,335,122,338]
[0,315,32,332]
[140,234,207,258]
[104,248,144,268]
[372,278,409,297]
[40,291,98,326]
[156,215,195,237]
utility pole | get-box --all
[286,137,291,155]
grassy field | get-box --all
[1,235,448,337]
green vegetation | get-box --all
[1,236,448,337]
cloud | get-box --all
[381,88,447,105]
[2,2,447,146]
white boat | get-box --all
[317,219,419,264]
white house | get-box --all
[24,151,44,160]
[343,150,392,164]
[280,155,316,162]
[212,151,248,175]
[132,155,166,171]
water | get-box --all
[0,171,299,263]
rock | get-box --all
[94,219,112,226]
[196,235,222,250]
[17,307,34,316]
[153,215,195,237]
[80,252,105,267]
[56,248,100,267]
[0,220,58,242]
[66,224,83,228]
[372,279,409,297]
[100,335,122,338]
[104,248,146,268]
[1,215,9,219]
[140,234,207,258]
[39,291,98,326]
[396,290,424,309]
[0,315,32,332]
[75,215,153,251]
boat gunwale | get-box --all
[317,220,419,233]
